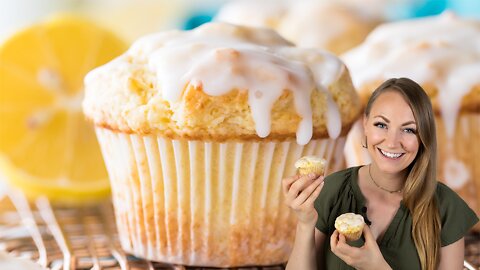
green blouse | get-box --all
[314,166,479,270]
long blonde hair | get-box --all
[365,78,441,270]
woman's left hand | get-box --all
[330,225,392,270]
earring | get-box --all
[361,136,367,148]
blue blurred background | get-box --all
[387,0,480,20]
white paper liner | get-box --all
[344,114,480,230]
[96,127,346,266]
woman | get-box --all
[282,78,478,270]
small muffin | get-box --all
[335,213,365,241]
[295,156,326,176]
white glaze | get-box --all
[342,12,480,139]
[86,23,346,145]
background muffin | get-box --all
[212,0,289,30]
[83,22,362,267]
[276,0,381,55]
[341,12,480,230]
[215,0,384,55]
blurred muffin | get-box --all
[335,213,365,241]
[215,0,383,54]
[213,0,290,30]
[336,0,391,20]
[295,156,326,176]
[277,1,381,55]
[342,12,480,230]
[83,22,361,266]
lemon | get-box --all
[0,14,127,204]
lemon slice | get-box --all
[0,14,127,204]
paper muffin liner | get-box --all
[95,127,346,267]
[341,230,363,242]
[297,165,324,176]
[345,113,480,231]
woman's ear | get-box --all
[362,114,368,133]
[362,115,368,149]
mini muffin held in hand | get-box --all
[335,213,365,241]
[295,156,326,176]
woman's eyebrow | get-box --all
[401,121,416,126]
[374,115,389,122]
[374,115,416,126]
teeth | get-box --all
[380,149,402,158]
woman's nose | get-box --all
[385,129,401,148]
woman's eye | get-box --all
[373,122,386,129]
[404,128,417,134]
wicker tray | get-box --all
[0,189,478,270]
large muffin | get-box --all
[215,0,384,55]
[83,22,361,267]
[342,13,480,230]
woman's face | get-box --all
[363,90,420,175]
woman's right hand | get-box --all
[282,173,325,226]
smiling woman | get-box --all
[342,14,480,233]
[282,77,478,270]
[363,90,420,180]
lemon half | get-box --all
[0,14,127,204]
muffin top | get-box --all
[342,12,480,135]
[334,213,365,231]
[294,156,326,170]
[83,22,361,145]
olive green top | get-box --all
[314,166,479,270]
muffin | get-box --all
[335,213,365,241]
[342,12,480,230]
[295,156,327,176]
[213,0,289,30]
[215,0,383,55]
[276,1,381,55]
[83,22,362,267]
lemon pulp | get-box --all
[0,14,127,204]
